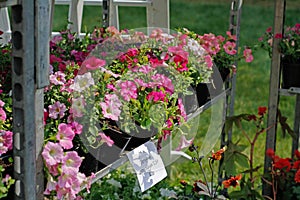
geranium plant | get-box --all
[265,149,300,199]
[258,23,300,64]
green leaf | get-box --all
[234,153,250,169]
[89,125,99,137]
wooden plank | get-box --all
[68,0,84,33]
[262,0,286,197]
[146,0,169,29]
[35,0,50,198]
[36,0,50,88]
[0,0,19,8]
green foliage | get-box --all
[82,168,176,200]
[222,141,249,175]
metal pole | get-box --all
[12,1,37,198]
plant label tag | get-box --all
[127,141,167,192]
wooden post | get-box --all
[262,0,286,197]
[292,94,300,154]
[146,0,169,29]
[68,0,84,33]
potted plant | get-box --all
[258,23,300,89]
[71,27,213,166]
[178,28,254,105]
[0,26,213,199]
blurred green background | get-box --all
[52,0,300,188]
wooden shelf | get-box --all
[0,0,19,8]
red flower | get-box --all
[274,33,283,39]
[0,30,3,35]
[293,160,300,170]
[211,147,226,161]
[273,157,292,172]
[258,106,267,116]
[222,174,242,188]
[294,169,300,183]
[266,27,272,33]
[266,148,275,159]
[294,149,300,160]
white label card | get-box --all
[126,141,167,192]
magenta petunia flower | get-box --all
[48,101,66,119]
[42,141,64,166]
[146,91,166,102]
[56,123,75,149]
[178,98,187,121]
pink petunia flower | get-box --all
[48,101,66,119]
[118,80,138,101]
[42,141,64,166]
[69,121,83,135]
[100,94,122,121]
[56,123,75,149]
[243,48,254,63]
[62,151,82,173]
[70,96,86,118]
[0,100,4,107]
[82,56,106,71]
[204,55,213,69]
[176,135,194,151]
[223,41,237,55]
[0,107,6,121]
[49,71,66,85]
[151,74,174,94]
[44,176,57,195]
[99,132,114,147]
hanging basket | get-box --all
[281,62,300,89]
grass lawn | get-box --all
[52,0,300,194]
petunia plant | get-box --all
[71,27,214,151]
[178,28,254,80]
